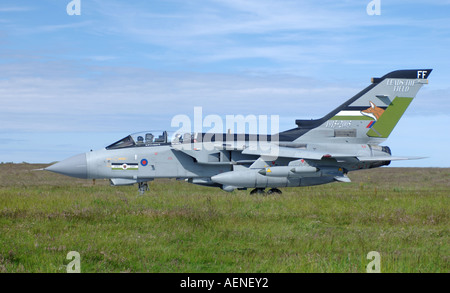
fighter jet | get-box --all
[46,69,431,194]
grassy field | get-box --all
[0,163,448,273]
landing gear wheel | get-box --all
[267,188,282,195]
[250,188,266,195]
[138,182,149,195]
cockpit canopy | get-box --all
[105,131,195,150]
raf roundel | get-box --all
[140,159,148,166]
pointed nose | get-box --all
[45,153,88,179]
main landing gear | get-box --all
[250,188,282,195]
[267,188,282,195]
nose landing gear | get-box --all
[138,182,149,195]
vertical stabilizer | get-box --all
[281,69,432,144]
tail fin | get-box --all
[283,69,432,144]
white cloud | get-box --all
[1,60,446,133]
[0,6,34,12]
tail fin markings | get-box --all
[361,101,385,121]
[280,69,432,144]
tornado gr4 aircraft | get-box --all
[46,69,431,194]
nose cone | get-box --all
[45,153,88,179]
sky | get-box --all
[0,0,449,167]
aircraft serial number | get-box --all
[326,121,352,128]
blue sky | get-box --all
[0,0,449,167]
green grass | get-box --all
[0,163,448,272]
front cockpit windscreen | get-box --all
[105,131,195,150]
